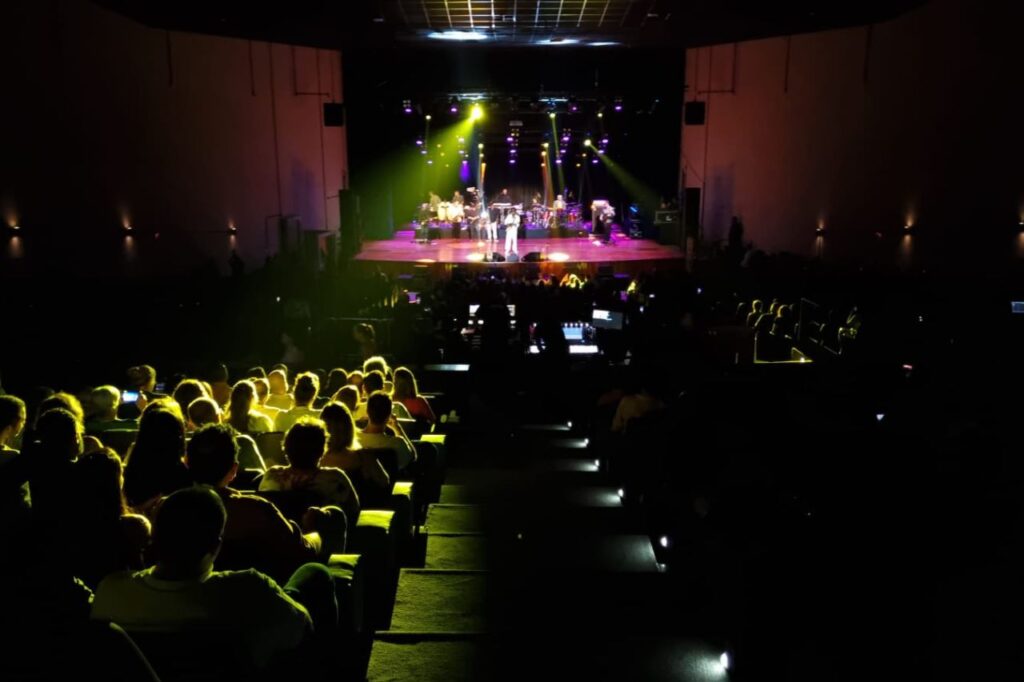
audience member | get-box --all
[321,402,390,504]
[90,486,326,670]
[275,373,321,433]
[260,417,360,525]
[393,367,436,424]
[267,369,293,411]
[85,386,138,434]
[208,363,232,407]
[172,379,209,423]
[359,392,415,472]
[184,425,339,581]
[188,397,265,471]
[227,380,274,434]
[123,404,191,512]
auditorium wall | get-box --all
[681,0,1024,267]
[0,0,346,276]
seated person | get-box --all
[185,424,343,583]
[207,363,232,408]
[332,385,359,414]
[188,397,265,472]
[121,365,167,419]
[251,377,282,422]
[172,379,209,425]
[746,299,764,328]
[393,367,436,424]
[321,403,390,505]
[275,373,322,433]
[226,380,274,435]
[70,448,151,588]
[123,404,191,513]
[0,395,30,542]
[266,369,294,411]
[85,386,139,434]
[353,371,411,423]
[346,371,364,395]
[260,418,360,526]
[359,392,416,472]
[90,486,325,670]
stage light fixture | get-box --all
[659,536,670,548]
[425,114,432,121]
[428,30,487,42]
[568,98,579,113]
[597,111,604,119]
[449,97,459,114]
[478,143,484,149]
[227,222,238,235]
[543,142,550,149]
[470,103,483,121]
[549,112,556,120]
[720,652,731,671]
[583,139,592,147]
[415,139,423,146]
[613,97,623,112]
[402,99,413,114]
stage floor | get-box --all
[355,229,684,266]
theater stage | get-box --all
[353,229,685,276]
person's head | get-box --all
[127,365,158,392]
[393,367,420,401]
[347,371,364,391]
[362,356,388,377]
[283,417,328,470]
[34,407,83,461]
[187,397,222,428]
[363,370,385,396]
[127,404,186,476]
[353,323,376,344]
[292,372,319,408]
[246,366,267,380]
[268,369,288,395]
[226,380,257,432]
[37,392,84,426]
[751,299,764,314]
[92,386,121,421]
[76,448,128,521]
[173,379,209,416]
[321,402,357,451]
[333,385,359,413]
[185,423,239,487]
[365,391,393,427]
[152,486,226,575]
[252,378,270,406]
[0,395,27,446]
[326,368,349,396]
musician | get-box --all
[553,194,566,211]
[428,192,441,215]
[495,188,511,205]
[452,190,464,205]
[531,192,543,207]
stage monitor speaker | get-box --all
[323,103,345,127]
[522,251,543,262]
[485,252,505,262]
[684,101,706,125]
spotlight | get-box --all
[875,413,885,422]
[659,535,670,548]
[549,112,556,120]
[543,142,550,149]
[617,488,625,498]
[613,97,623,112]
[591,158,599,165]
[719,652,731,671]
[402,99,413,114]
[583,139,592,147]
[449,97,459,114]
[555,158,562,164]
[10,223,20,231]
[478,143,484,150]
[227,223,238,235]
[415,139,423,146]
[568,98,579,113]
[815,224,826,235]
[509,159,516,165]
[470,103,483,121]
[425,114,432,121]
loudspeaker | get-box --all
[323,103,345,127]
[491,252,505,262]
[684,101,706,125]
[522,251,543,262]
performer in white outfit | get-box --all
[504,210,520,256]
